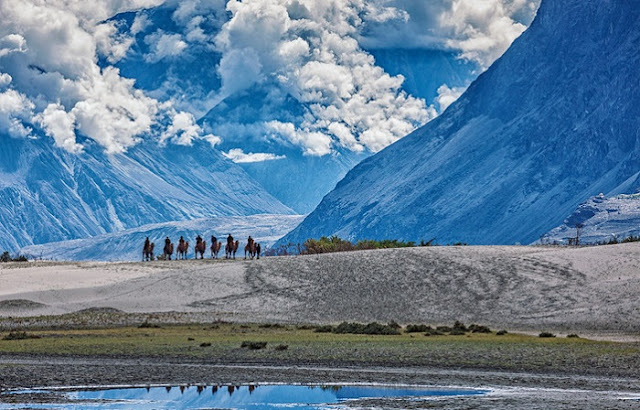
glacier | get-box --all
[21,214,304,262]
[279,0,640,246]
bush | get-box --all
[0,252,10,263]
[496,330,508,336]
[449,329,467,336]
[539,332,556,338]
[424,328,444,336]
[468,324,492,334]
[436,326,452,333]
[241,341,268,350]
[405,324,432,333]
[200,342,212,347]
[453,321,468,332]
[274,344,289,351]
[138,322,160,329]
[314,325,334,333]
[567,334,580,338]
[12,255,28,262]
[2,331,40,340]
[332,322,400,335]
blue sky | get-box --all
[0,0,540,162]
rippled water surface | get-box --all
[2,384,489,409]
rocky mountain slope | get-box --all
[280,0,640,246]
[0,135,292,252]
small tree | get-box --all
[0,251,10,263]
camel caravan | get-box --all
[142,234,261,262]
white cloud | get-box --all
[0,0,215,154]
[213,0,434,155]
[435,84,467,113]
[144,30,188,63]
[223,148,285,163]
[360,0,541,69]
[161,110,221,147]
[36,103,82,153]
[0,73,12,88]
[0,87,33,138]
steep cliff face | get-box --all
[280,0,640,246]
[0,135,292,252]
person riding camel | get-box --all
[227,234,233,247]
[165,236,171,247]
[211,235,217,244]
[144,237,150,251]
[179,236,185,247]
[196,235,202,245]
[247,235,254,246]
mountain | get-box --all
[280,0,640,246]
[540,193,640,245]
[21,214,304,261]
[0,134,292,253]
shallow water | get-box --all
[2,384,489,409]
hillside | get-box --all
[0,135,292,252]
[2,243,640,335]
[280,0,640,246]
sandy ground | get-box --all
[1,243,640,336]
[1,244,640,408]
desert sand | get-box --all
[1,243,639,337]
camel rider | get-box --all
[211,235,217,244]
[179,236,185,247]
[247,235,254,247]
[165,236,171,247]
[196,235,202,244]
[144,237,150,250]
[227,234,233,247]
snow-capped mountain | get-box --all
[540,193,640,245]
[0,134,292,253]
[280,0,640,246]
[21,214,304,262]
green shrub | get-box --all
[0,252,10,263]
[424,328,444,336]
[449,329,466,336]
[2,331,40,340]
[496,330,508,336]
[332,322,400,335]
[274,344,289,351]
[138,322,160,329]
[567,334,580,338]
[453,321,467,332]
[405,324,432,333]
[436,326,452,333]
[539,332,556,338]
[241,341,268,350]
[200,342,212,347]
[468,324,492,333]
[314,325,334,333]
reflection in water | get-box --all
[1,384,489,409]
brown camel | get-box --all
[177,241,189,260]
[244,241,257,259]
[210,239,221,259]
[143,242,155,261]
[195,240,207,259]
[225,240,239,259]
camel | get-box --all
[210,239,221,259]
[177,241,189,260]
[142,242,155,262]
[244,241,257,259]
[195,239,207,259]
[163,242,174,260]
[225,240,239,259]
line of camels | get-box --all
[142,235,261,262]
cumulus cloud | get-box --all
[223,148,286,163]
[144,30,188,63]
[435,84,467,113]
[0,0,216,154]
[360,0,540,68]
[213,0,434,155]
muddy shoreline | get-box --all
[2,354,640,408]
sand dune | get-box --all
[1,244,639,335]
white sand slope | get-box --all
[1,244,639,335]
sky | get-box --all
[0,0,540,161]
